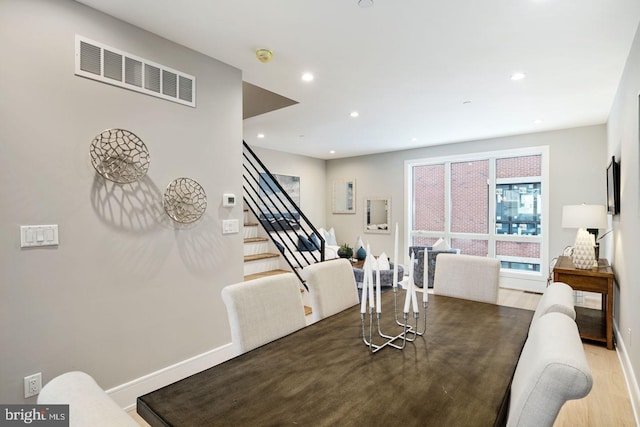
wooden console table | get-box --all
[553,256,614,349]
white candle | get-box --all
[392,223,399,288]
[376,265,382,313]
[360,265,368,314]
[423,249,429,302]
[411,274,419,313]
[404,253,414,313]
[367,254,375,310]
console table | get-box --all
[553,256,614,349]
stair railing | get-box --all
[242,141,326,286]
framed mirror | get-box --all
[333,179,356,214]
[364,197,390,234]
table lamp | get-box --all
[562,204,608,269]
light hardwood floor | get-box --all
[129,288,637,426]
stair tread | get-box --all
[304,306,312,316]
[244,237,268,243]
[243,269,291,281]
[245,222,259,227]
[244,253,280,262]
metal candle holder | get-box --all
[360,248,428,353]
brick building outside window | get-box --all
[406,147,549,293]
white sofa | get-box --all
[37,371,138,427]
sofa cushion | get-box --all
[376,252,390,270]
[432,238,451,251]
[297,234,316,251]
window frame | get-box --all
[405,146,549,293]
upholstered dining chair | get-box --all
[221,273,307,354]
[507,312,593,427]
[38,371,139,427]
[301,258,360,323]
[432,253,500,304]
[529,281,576,333]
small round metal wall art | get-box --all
[90,129,150,183]
[163,177,208,224]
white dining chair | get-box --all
[38,371,138,427]
[301,258,360,323]
[432,253,500,304]
[507,312,593,427]
[221,273,307,354]
[529,281,576,333]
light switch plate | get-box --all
[222,219,239,234]
[20,225,59,248]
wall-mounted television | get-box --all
[606,156,620,215]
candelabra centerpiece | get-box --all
[361,224,428,353]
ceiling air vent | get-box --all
[75,35,196,107]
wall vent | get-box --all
[75,35,196,107]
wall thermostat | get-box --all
[223,193,236,207]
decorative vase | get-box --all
[572,228,596,269]
[356,246,367,260]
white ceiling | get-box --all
[76,0,640,159]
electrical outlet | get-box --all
[24,373,41,398]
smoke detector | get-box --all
[256,49,274,63]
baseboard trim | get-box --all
[105,343,235,411]
[614,323,640,426]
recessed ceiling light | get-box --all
[411,138,418,142]
[533,119,543,124]
[350,111,359,118]
[301,72,314,82]
[329,150,336,154]
[257,133,265,139]
[510,72,526,81]
[358,0,374,7]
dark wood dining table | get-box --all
[138,291,533,426]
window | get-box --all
[495,183,541,236]
[406,147,548,292]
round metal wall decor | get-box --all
[90,129,150,183]
[163,177,207,223]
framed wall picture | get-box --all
[333,179,356,214]
[258,173,301,229]
[606,156,620,215]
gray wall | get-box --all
[607,21,640,408]
[0,0,243,403]
[326,125,607,266]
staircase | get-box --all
[242,141,325,284]
[243,210,288,280]
[242,141,324,318]
[242,209,312,316]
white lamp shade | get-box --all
[562,204,608,229]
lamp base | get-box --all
[573,228,595,269]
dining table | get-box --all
[137,291,533,426]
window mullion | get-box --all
[488,158,496,258]
[444,161,451,244]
